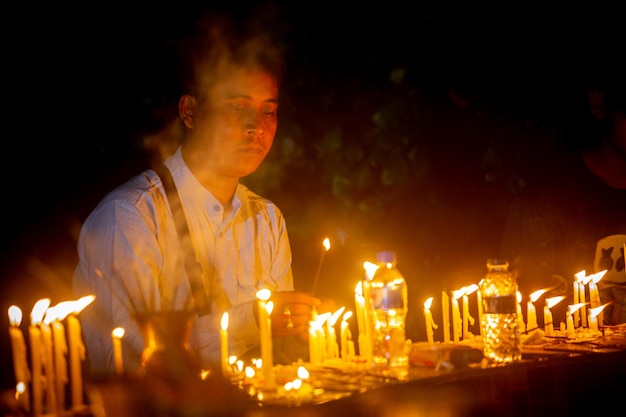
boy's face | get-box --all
[187,65,279,180]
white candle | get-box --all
[573,271,583,326]
[543,305,554,337]
[544,296,565,337]
[566,309,575,339]
[340,311,353,359]
[452,289,463,343]
[30,298,50,417]
[40,316,57,414]
[354,283,368,357]
[423,297,437,344]
[462,292,469,340]
[309,319,323,364]
[67,314,84,410]
[220,313,229,377]
[51,318,67,414]
[589,270,607,327]
[567,303,585,339]
[256,289,275,389]
[516,292,526,334]
[67,295,94,412]
[578,280,587,328]
[476,289,483,336]
[8,306,30,413]
[526,300,537,331]
[442,291,450,343]
[361,267,375,362]
[588,311,598,331]
[111,327,125,376]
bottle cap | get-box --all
[376,251,396,263]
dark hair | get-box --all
[176,12,285,99]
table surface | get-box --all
[3,332,626,417]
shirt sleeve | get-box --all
[73,188,168,376]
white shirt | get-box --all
[73,146,294,376]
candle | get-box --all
[452,289,463,343]
[256,289,275,389]
[476,289,483,336]
[423,297,437,344]
[516,292,526,334]
[573,270,583,326]
[340,311,355,359]
[463,284,477,339]
[567,303,585,339]
[566,309,575,339]
[527,288,550,332]
[442,291,450,343]
[310,237,331,294]
[111,327,125,376]
[588,270,607,327]
[589,304,609,332]
[578,277,587,328]
[67,295,94,412]
[544,296,565,337]
[309,318,324,364]
[41,313,57,414]
[30,298,50,417]
[361,263,377,361]
[8,306,30,413]
[326,307,344,359]
[219,313,229,377]
[47,304,69,414]
[354,283,369,358]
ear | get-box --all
[179,95,197,128]
[588,89,606,120]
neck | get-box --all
[180,147,238,207]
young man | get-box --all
[73,13,325,377]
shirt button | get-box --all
[218,232,223,238]
[213,205,220,212]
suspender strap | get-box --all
[154,164,212,317]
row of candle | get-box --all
[416,269,610,344]
[7,295,94,416]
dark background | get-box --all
[0,1,621,389]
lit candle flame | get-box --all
[323,238,331,252]
[354,281,363,296]
[31,299,51,325]
[590,270,607,284]
[363,261,379,280]
[8,305,22,326]
[590,303,609,319]
[342,310,353,321]
[568,303,586,314]
[221,312,229,331]
[329,307,345,326]
[464,284,478,295]
[112,327,125,339]
[424,297,433,310]
[546,296,566,309]
[453,288,465,300]
[256,288,271,301]
[575,270,586,282]
[297,365,310,379]
[530,288,550,303]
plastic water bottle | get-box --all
[478,258,522,364]
[367,251,409,378]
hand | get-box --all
[269,291,321,338]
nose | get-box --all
[245,108,264,137]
